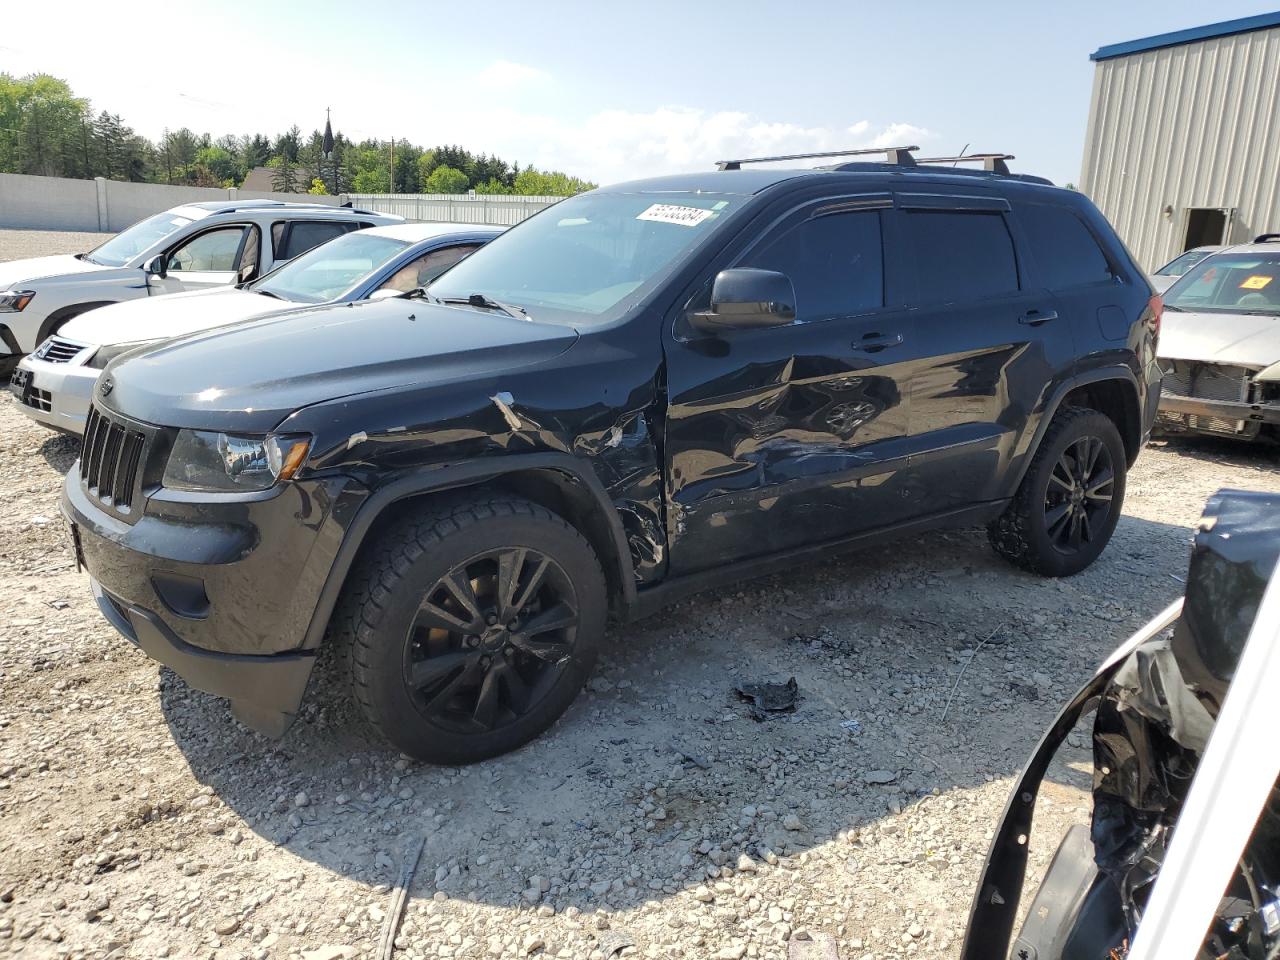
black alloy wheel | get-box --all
[405,547,579,733]
[1043,435,1115,554]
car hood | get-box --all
[100,298,581,432]
[59,287,290,346]
[1157,309,1280,368]
[0,254,108,287]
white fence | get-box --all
[346,193,561,226]
[0,173,342,233]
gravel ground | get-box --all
[2,230,1279,960]
[0,230,108,261]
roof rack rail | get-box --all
[1253,233,1280,243]
[716,145,919,171]
[914,153,1015,175]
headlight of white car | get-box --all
[0,290,35,313]
[87,340,155,370]
[162,431,313,492]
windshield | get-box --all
[428,190,744,325]
[251,231,409,303]
[1165,253,1280,316]
[1156,248,1215,277]
[86,212,195,267]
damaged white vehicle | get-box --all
[961,488,1280,960]
[1157,238,1280,442]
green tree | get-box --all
[424,164,468,194]
[307,177,328,195]
[267,154,300,193]
[195,146,236,185]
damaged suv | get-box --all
[962,489,1280,960]
[62,147,1162,762]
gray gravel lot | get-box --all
[0,229,108,261]
[1,229,1278,960]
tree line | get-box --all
[0,73,597,197]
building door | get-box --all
[1183,208,1233,250]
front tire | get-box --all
[331,495,607,763]
[988,408,1127,577]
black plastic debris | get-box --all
[736,677,799,720]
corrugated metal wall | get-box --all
[345,193,562,226]
[1080,25,1280,271]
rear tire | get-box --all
[330,494,607,764]
[987,408,1127,577]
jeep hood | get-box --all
[100,298,580,432]
[0,254,108,288]
[1158,309,1280,368]
[60,286,290,346]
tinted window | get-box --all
[278,221,353,260]
[1018,203,1111,289]
[903,210,1019,303]
[381,244,482,292]
[742,210,884,322]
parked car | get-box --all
[1156,235,1280,442]
[10,222,500,434]
[0,200,403,376]
[61,147,1161,762]
[960,488,1280,960]
[1150,244,1223,292]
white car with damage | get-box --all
[1156,236,1280,441]
[10,222,499,434]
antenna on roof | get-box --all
[716,145,920,171]
[915,153,1015,175]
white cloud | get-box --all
[467,107,937,184]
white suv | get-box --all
[0,200,402,372]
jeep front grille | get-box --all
[80,405,147,513]
[1161,360,1252,403]
[36,338,86,363]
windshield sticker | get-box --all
[636,203,715,227]
[1240,275,1274,290]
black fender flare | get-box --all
[1007,365,1141,494]
[300,452,639,650]
[0,322,20,356]
[37,301,117,347]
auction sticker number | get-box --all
[1240,275,1274,290]
[636,203,715,227]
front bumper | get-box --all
[62,463,359,735]
[90,579,314,736]
[1158,390,1280,426]
[9,353,95,433]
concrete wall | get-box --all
[1081,24,1280,270]
[0,173,342,232]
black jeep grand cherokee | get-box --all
[63,148,1162,763]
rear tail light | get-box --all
[1148,293,1164,341]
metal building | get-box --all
[1081,12,1280,272]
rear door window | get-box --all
[741,210,885,322]
[274,220,356,261]
[1017,203,1112,290]
[902,210,1019,304]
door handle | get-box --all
[853,332,904,352]
[1019,308,1059,326]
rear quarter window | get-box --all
[1017,203,1112,290]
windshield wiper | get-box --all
[1163,304,1185,312]
[255,289,285,300]
[436,292,529,321]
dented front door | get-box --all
[662,198,918,575]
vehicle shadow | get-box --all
[38,428,80,474]
[159,508,1191,917]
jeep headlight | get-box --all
[0,290,35,313]
[87,340,154,370]
[162,431,312,492]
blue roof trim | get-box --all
[1091,10,1280,61]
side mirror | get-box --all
[144,255,167,279]
[368,288,405,301]
[690,268,796,333]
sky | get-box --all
[4,0,1278,188]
